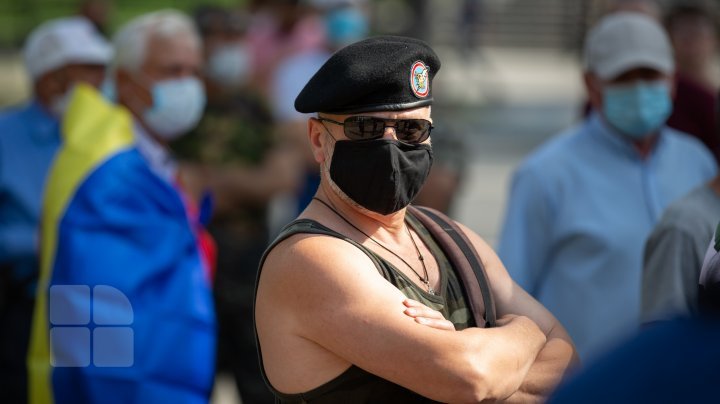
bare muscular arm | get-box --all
[255,233,548,403]
[405,225,579,402]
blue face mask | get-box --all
[143,77,206,140]
[206,43,251,88]
[602,80,672,139]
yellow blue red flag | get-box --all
[27,84,216,404]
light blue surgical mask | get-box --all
[602,80,672,139]
[206,43,251,88]
[143,77,206,140]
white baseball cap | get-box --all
[23,16,112,81]
[583,12,674,80]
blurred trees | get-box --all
[0,0,244,49]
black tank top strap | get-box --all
[266,218,388,276]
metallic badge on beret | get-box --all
[410,61,430,98]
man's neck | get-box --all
[631,135,658,159]
[133,120,177,184]
[599,114,659,159]
[122,99,169,148]
[136,118,169,148]
[314,183,408,243]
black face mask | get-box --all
[328,139,433,215]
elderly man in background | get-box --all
[498,13,717,361]
[0,17,110,404]
[27,10,215,404]
[172,6,297,403]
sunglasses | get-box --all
[318,116,433,144]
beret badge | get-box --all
[410,60,430,98]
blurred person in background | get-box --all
[245,0,326,97]
[78,0,113,37]
[664,1,720,162]
[172,5,301,403]
[641,88,720,323]
[579,0,662,116]
[411,123,468,214]
[665,0,718,91]
[699,225,720,312]
[0,16,110,404]
[579,0,660,114]
[595,0,720,162]
[27,10,216,403]
[549,227,720,404]
[268,0,369,230]
[459,0,484,56]
[499,13,716,361]
[548,313,720,403]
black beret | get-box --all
[294,35,441,114]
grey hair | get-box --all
[111,9,201,73]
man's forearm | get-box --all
[501,328,579,403]
[470,315,547,401]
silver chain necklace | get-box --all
[312,197,434,295]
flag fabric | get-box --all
[27,84,216,404]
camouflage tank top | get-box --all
[254,210,474,403]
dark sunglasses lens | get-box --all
[343,117,431,143]
[343,117,384,140]
[396,120,431,143]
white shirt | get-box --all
[133,122,177,184]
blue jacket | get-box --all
[0,100,60,293]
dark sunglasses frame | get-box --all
[317,116,433,144]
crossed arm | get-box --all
[406,224,580,402]
[256,226,578,403]
[461,222,579,401]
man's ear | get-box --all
[34,68,67,107]
[308,117,328,164]
[116,68,152,116]
[584,72,603,112]
[115,69,133,107]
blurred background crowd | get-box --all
[1,0,719,403]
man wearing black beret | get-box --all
[255,36,578,402]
